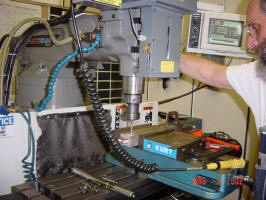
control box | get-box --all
[187,11,252,58]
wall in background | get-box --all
[0,0,41,36]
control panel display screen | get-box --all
[208,18,243,47]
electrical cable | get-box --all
[70,9,160,172]
[71,1,84,65]
[238,106,251,200]
[16,110,36,182]
[32,31,158,173]
[0,17,73,70]
[49,6,86,26]
[0,34,9,50]
[243,107,250,160]
[33,21,201,174]
[158,85,208,105]
[2,6,86,105]
[70,4,158,172]
[3,26,39,106]
[238,59,255,199]
[81,66,159,173]
[0,17,74,106]
[34,4,201,174]
[225,57,233,66]
[190,79,195,118]
[128,9,140,41]
[33,35,101,112]
[1,16,73,71]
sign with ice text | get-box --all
[0,116,15,137]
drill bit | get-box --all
[129,120,133,135]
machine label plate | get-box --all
[161,61,175,73]
[27,35,55,47]
[143,139,177,159]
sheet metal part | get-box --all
[117,124,176,137]
[117,124,177,148]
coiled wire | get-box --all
[34,33,159,173]
[81,63,159,173]
[16,110,36,182]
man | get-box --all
[180,0,266,133]
[180,0,266,198]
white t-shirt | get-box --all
[226,61,266,132]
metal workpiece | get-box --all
[119,131,140,147]
[71,167,136,198]
[117,124,176,137]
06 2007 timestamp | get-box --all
[194,176,243,186]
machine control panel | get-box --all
[186,11,253,58]
[188,13,202,49]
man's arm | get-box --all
[180,53,233,90]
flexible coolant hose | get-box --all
[33,34,100,112]
[0,17,73,105]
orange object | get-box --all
[143,106,153,111]
[206,137,240,151]
[191,129,203,136]
[116,104,127,109]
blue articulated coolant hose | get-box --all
[16,110,36,182]
[33,34,101,112]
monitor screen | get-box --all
[208,18,243,47]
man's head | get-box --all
[246,0,266,65]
